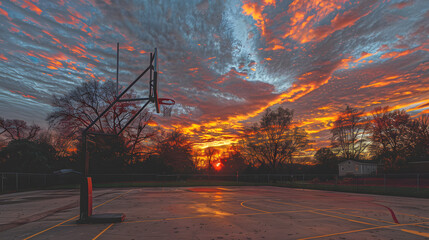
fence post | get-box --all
[1,173,3,193]
[16,173,19,192]
[417,174,420,192]
[383,174,386,193]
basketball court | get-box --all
[1,186,429,239]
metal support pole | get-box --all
[116,42,119,97]
[1,173,3,193]
[16,173,18,192]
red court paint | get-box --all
[373,203,399,224]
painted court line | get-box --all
[269,200,397,225]
[92,223,114,240]
[22,215,79,240]
[269,200,396,225]
[265,200,429,240]
[240,201,270,213]
[322,209,395,225]
[22,190,133,240]
[401,229,429,238]
[297,221,429,240]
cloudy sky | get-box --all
[0,0,428,152]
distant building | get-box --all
[338,160,378,176]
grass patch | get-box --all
[2,180,428,198]
[276,181,429,198]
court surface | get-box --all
[1,186,429,239]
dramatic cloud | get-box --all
[0,0,428,153]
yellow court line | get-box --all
[93,190,133,209]
[297,221,429,240]
[269,200,398,225]
[308,210,380,226]
[322,209,395,225]
[268,200,429,239]
[336,207,429,230]
[92,223,114,240]
[22,215,79,240]
[401,229,429,238]
[240,201,270,213]
[22,190,133,240]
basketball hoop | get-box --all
[158,98,175,117]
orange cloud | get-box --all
[380,45,428,59]
[0,54,7,61]
[281,0,346,44]
[120,44,135,52]
[21,0,42,15]
[177,57,355,150]
[359,75,406,89]
[0,7,11,21]
[53,14,80,25]
[353,51,376,63]
[242,2,267,36]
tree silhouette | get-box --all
[370,107,413,169]
[47,80,154,155]
[0,117,41,141]
[0,139,56,173]
[204,147,220,173]
[241,107,309,171]
[155,130,195,173]
[314,147,338,173]
[331,106,369,160]
[220,145,247,174]
[410,114,429,162]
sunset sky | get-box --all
[0,0,428,154]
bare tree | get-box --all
[204,147,220,173]
[408,114,429,162]
[155,130,195,173]
[370,107,412,155]
[370,107,429,169]
[0,117,41,141]
[331,106,369,160]
[241,107,309,171]
[47,80,154,154]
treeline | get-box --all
[0,80,428,174]
[316,106,429,173]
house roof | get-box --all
[338,159,379,165]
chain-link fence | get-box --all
[1,172,428,196]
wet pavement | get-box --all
[0,186,428,239]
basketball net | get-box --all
[161,104,173,117]
[158,98,175,117]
